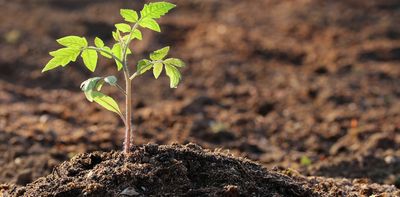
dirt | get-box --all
[4,144,400,196]
[6,144,316,196]
[0,0,400,196]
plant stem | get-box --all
[121,22,141,154]
[121,40,132,154]
[123,70,132,154]
[115,83,127,95]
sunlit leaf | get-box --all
[57,36,87,49]
[139,18,160,32]
[150,46,169,60]
[94,37,105,48]
[152,62,163,79]
[91,91,121,114]
[42,48,81,72]
[112,43,131,71]
[136,59,152,74]
[140,2,176,19]
[165,64,181,88]
[115,23,132,33]
[81,49,98,72]
[132,29,142,40]
[99,46,113,59]
[120,9,138,23]
[164,58,185,67]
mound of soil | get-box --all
[5,144,399,197]
[7,144,315,197]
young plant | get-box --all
[42,1,185,154]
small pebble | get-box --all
[384,156,396,164]
[120,187,139,196]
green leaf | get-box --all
[139,18,160,32]
[95,80,105,91]
[136,59,152,74]
[57,36,87,49]
[99,46,112,59]
[81,49,98,72]
[42,48,81,72]
[111,43,132,71]
[83,90,95,102]
[91,91,121,115]
[165,64,181,88]
[42,58,62,72]
[115,23,131,33]
[164,58,185,67]
[49,48,81,61]
[94,37,105,48]
[140,2,176,19]
[112,31,120,41]
[112,43,123,70]
[152,62,163,79]
[150,46,169,60]
[132,29,142,40]
[104,76,117,86]
[80,77,102,92]
[120,9,138,23]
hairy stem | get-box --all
[122,22,142,154]
[123,70,132,154]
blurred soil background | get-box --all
[0,0,399,191]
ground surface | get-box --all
[0,0,399,196]
[6,144,400,196]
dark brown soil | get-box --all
[5,144,400,197]
[6,144,315,197]
[0,0,400,196]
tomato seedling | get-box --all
[42,1,185,154]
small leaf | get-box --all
[115,23,132,33]
[100,46,113,59]
[112,43,132,71]
[150,46,169,60]
[94,37,105,48]
[112,43,123,70]
[165,64,181,88]
[42,57,62,72]
[104,76,117,86]
[81,49,98,72]
[140,2,176,19]
[91,91,122,115]
[42,48,81,72]
[80,77,102,92]
[136,59,152,74]
[84,90,95,102]
[95,80,105,91]
[57,36,87,49]
[132,29,142,40]
[49,48,80,60]
[112,31,120,41]
[122,35,131,43]
[120,9,138,23]
[152,62,163,79]
[139,18,160,32]
[164,58,185,67]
